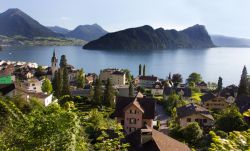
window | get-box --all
[130,109,136,114]
[203,119,207,123]
[195,119,199,122]
[129,127,136,132]
[129,118,136,124]
[32,84,35,86]
[121,120,124,125]
[187,118,191,122]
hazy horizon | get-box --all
[1,0,250,38]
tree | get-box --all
[121,69,132,83]
[217,77,223,92]
[179,122,203,146]
[93,78,103,105]
[163,92,187,115]
[61,68,70,96]
[168,72,172,80]
[215,106,248,132]
[0,103,89,150]
[139,64,142,75]
[60,55,67,68]
[129,82,134,97]
[42,78,53,94]
[209,129,250,151]
[103,78,115,107]
[143,64,146,76]
[76,68,85,88]
[172,73,183,87]
[187,72,202,85]
[238,66,249,96]
[52,70,62,97]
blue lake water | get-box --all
[1,46,250,85]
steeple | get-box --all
[51,49,58,79]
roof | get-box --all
[70,89,90,97]
[139,76,158,81]
[126,127,191,151]
[0,84,15,95]
[112,71,125,75]
[220,85,238,98]
[177,103,214,120]
[114,96,155,119]
[164,87,192,97]
[197,81,207,87]
[200,92,217,102]
[236,94,250,113]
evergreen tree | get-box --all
[139,64,142,75]
[52,71,62,97]
[168,72,172,80]
[93,78,103,105]
[129,82,134,97]
[104,78,115,107]
[143,64,146,76]
[217,76,223,92]
[76,68,85,88]
[42,78,53,94]
[238,66,249,96]
[61,67,70,96]
[60,55,67,68]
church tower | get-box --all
[51,50,58,79]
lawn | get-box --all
[191,92,203,102]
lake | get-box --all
[1,46,250,85]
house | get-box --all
[85,73,97,84]
[201,92,231,110]
[235,94,250,113]
[163,87,192,100]
[220,85,238,103]
[0,83,52,106]
[31,92,53,106]
[114,85,132,97]
[99,68,126,85]
[114,93,155,134]
[151,82,164,96]
[196,81,208,92]
[16,78,43,93]
[110,71,126,85]
[136,75,158,88]
[126,126,191,151]
[177,103,214,128]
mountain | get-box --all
[66,24,108,41]
[211,35,250,47]
[47,26,70,35]
[83,24,214,50]
[0,8,61,38]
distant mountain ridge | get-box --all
[47,26,70,35]
[83,24,214,50]
[0,8,61,38]
[66,24,108,41]
[211,35,250,47]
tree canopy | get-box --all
[187,72,202,85]
[42,78,53,94]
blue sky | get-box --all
[1,0,250,38]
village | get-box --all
[0,51,249,150]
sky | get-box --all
[1,0,250,38]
